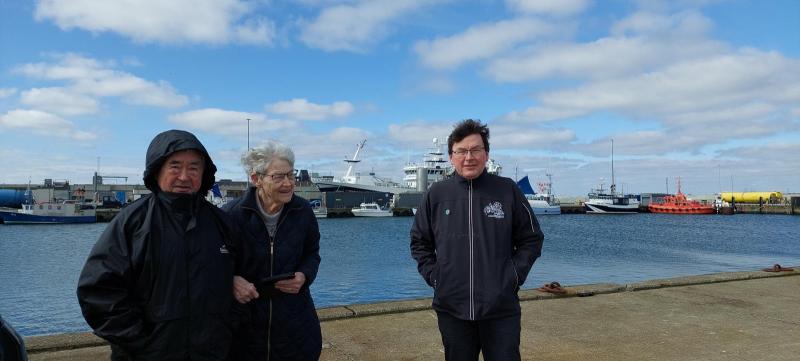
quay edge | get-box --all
[23,267,799,359]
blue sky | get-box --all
[1,0,798,196]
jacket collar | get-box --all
[454,169,489,185]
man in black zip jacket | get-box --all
[77,129,235,360]
[411,119,544,361]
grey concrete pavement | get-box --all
[26,269,800,360]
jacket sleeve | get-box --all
[410,190,438,288]
[76,217,147,349]
[510,184,544,287]
[298,208,321,287]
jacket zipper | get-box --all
[267,236,274,361]
[183,226,192,357]
[468,180,475,320]
[266,209,288,361]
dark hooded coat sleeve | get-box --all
[76,208,148,349]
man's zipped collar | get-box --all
[453,169,490,186]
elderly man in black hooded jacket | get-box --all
[77,129,235,361]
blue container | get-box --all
[115,191,126,204]
[0,189,29,208]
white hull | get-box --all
[584,200,639,214]
[351,210,393,217]
[532,205,561,215]
[315,180,413,195]
[527,199,561,215]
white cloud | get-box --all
[298,0,431,52]
[20,87,100,116]
[506,0,590,16]
[499,47,800,157]
[15,53,188,108]
[266,98,354,120]
[535,49,800,119]
[0,109,97,140]
[169,108,297,137]
[0,88,17,98]
[490,124,576,149]
[486,12,724,82]
[387,122,454,147]
[415,18,553,70]
[611,10,712,36]
[34,0,275,45]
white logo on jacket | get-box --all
[219,245,229,254]
[483,201,505,219]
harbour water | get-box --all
[1,214,798,336]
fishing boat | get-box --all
[649,178,715,214]
[584,140,640,214]
[516,175,560,215]
[0,201,96,224]
[351,202,392,217]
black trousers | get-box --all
[436,311,521,361]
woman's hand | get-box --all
[275,272,306,294]
[233,275,259,304]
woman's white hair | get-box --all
[241,140,295,176]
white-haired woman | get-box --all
[223,141,322,360]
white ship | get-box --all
[402,138,450,190]
[312,140,414,195]
[313,138,503,194]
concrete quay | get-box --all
[25,268,799,360]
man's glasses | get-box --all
[452,147,485,157]
[262,170,296,183]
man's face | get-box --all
[157,150,204,194]
[449,133,488,180]
[250,158,295,206]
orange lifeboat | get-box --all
[648,178,715,214]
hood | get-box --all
[143,129,217,194]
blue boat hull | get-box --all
[0,211,96,224]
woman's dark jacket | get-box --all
[410,170,544,321]
[76,130,235,360]
[222,188,322,361]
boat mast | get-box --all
[610,139,616,195]
[343,139,366,181]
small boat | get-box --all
[517,175,560,215]
[351,202,392,217]
[584,186,640,214]
[0,201,96,224]
[649,178,715,214]
[585,140,640,214]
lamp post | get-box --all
[246,118,251,150]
